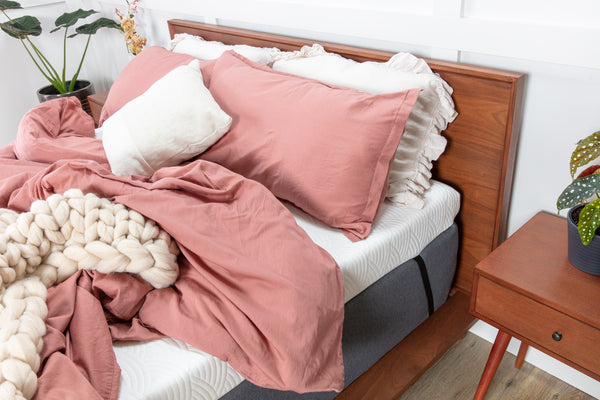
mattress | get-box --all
[114,180,460,400]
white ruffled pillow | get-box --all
[170,33,280,66]
[272,45,457,208]
[102,59,232,177]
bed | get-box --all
[158,19,525,399]
[0,18,524,400]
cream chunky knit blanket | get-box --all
[0,189,180,400]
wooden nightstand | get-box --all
[470,211,600,400]
[87,91,108,126]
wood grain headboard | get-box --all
[168,19,525,294]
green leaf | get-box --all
[74,17,120,35]
[578,198,600,244]
[53,9,97,31]
[570,130,600,178]
[0,15,41,38]
[0,0,22,11]
[557,174,600,210]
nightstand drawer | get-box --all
[474,276,600,375]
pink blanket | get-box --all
[1,97,344,398]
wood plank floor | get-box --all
[397,332,596,400]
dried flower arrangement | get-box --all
[115,0,146,55]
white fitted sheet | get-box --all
[114,180,460,400]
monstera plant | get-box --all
[0,0,120,94]
[557,131,600,245]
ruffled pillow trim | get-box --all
[386,58,457,207]
[169,33,203,50]
[271,43,328,62]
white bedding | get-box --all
[114,180,460,400]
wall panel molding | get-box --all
[20,0,64,7]
[97,0,600,69]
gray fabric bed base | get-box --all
[220,223,459,400]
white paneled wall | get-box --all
[464,0,600,26]
[1,1,600,396]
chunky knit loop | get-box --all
[0,189,179,399]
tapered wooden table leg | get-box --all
[515,342,529,369]
[473,330,511,400]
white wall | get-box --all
[1,0,600,396]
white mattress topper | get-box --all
[286,180,460,302]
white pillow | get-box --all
[170,33,280,66]
[102,60,232,177]
[272,45,457,208]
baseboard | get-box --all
[469,320,600,399]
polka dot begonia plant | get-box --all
[557,130,600,245]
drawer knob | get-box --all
[552,331,563,342]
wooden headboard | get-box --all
[168,19,525,294]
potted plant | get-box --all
[0,0,120,107]
[557,130,600,275]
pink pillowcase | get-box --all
[98,46,214,126]
[202,51,420,240]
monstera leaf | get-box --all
[74,17,120,36]
[0,0,21,10]
[557,174,600,211]
[570,130,600,178]
[0,15,41,38]
[578,199,600,244]
[50,9,97,32]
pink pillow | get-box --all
[98,46,214,126]
[202,51,420,240]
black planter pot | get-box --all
[36,80,95,115]
[567,205,600,276]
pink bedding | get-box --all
[1,97,345,399]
